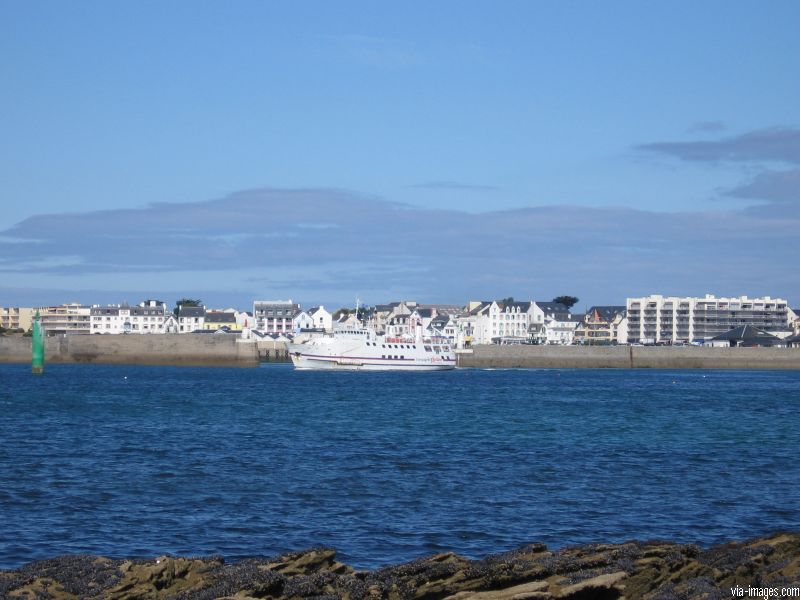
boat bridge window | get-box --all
[424,345,432,352]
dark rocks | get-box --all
[2,533,800,599]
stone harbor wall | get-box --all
[457,344,800,369]
[4,336,800,369]
[0,334,259,367]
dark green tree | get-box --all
[553,295,579,309]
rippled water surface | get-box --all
[1,364,799,569]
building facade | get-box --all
[465,300,545,345]
[0,307,34,332]
[536,301,578,345]
[177,305,205,333]
[308,306,333,332]
[253,300,300,333]
[90,300,169,334]
[573,306,626,345]
[626,294,791,344]
[38,303,92,336]
[202,310,239,331]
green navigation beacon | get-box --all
[31,310,44,374]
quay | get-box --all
[3,335,800,369]
[0,334,260,368]
[456,344,800,370]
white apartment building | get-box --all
[177,305,205,333]
[466,300,545,345]
[536,301,578,345]
[626,294,791,344]
[38,303,92,336]
[253,300,300,333]
[90,300,169,334]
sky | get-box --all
[1,1,799,312]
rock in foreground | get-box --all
[2,533,799,599]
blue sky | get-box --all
[1,1,798,312]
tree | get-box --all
[553,295,579,309]
[500,296,515,305]
[174,298,202,316]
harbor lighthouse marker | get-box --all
[31,310,44,374]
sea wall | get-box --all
[0,334,259,367]
[457,344,800,369]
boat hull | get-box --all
[288,345,455,371]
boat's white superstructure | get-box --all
[288,324,456,371]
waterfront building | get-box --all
[238,311,254,331]
[308,306,333,332]
[90,300,169,334]
[163,314,178,333]
[465,300,545,345]
[572,306,626,345]
[177,305,205,333]
[535,301,578,345]
[253,300,300,334]
[381,301,418,336]
[0,307,34,332]
[202,310,239,332]
[707,325,784,348]
[38,303,92,336]
[790,308,800,335]
[426,313,459,341]
[292,309,315,332]
[626,294,792,344]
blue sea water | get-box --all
[1,363,799,570]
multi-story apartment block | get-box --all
[253,300,300,333]
[0,307,34,332]
[626,294,791,344]
[90,300,169,334]
[465,300,545,344]
[38,303,92,336]
[573,306,626,345]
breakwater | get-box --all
[0,333,258,367]
[4,336,800,369]
[457,344,800,369]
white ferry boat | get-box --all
[288,324,456,371]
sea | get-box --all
[1,363,799,570]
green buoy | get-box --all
[32,310,44,374]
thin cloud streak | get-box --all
[638,127,800,165]
[410,181,499,192]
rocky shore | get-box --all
[2,533,799,599]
